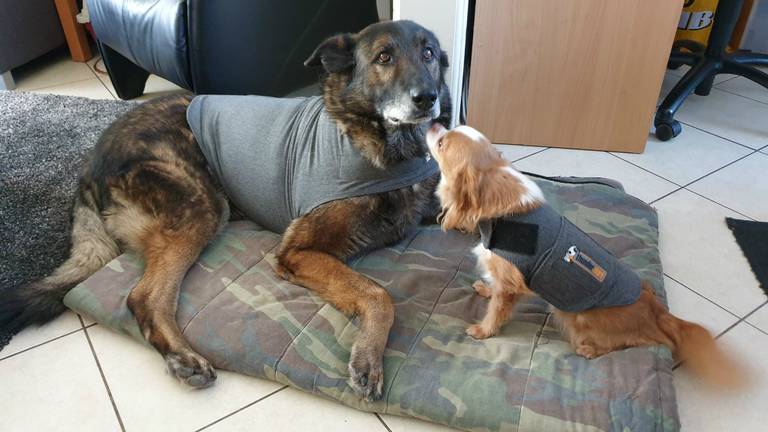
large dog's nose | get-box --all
[411,89,438,111]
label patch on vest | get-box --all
[564,246,607,282]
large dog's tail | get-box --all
[652,289,746,389]
[0,193,119,336]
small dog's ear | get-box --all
[440,206,464,232]
[439,50,449,68]
[440,170,480,232]
[304,34,356,73]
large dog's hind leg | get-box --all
[105,167,224,388]
[126,226,217,388]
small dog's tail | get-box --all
[0,192,119,336]
[653,288,745,389]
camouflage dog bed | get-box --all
[64,176,679,431]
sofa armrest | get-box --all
[88,0,192,89]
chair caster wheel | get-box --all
[654,121,681,141]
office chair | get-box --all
[655,0,768,141]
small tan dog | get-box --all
[426,123,743,387]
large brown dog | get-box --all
[0,20,451,400]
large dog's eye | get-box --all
[437,137,445,149]
[423,47,434,62]
[376,52,392,64]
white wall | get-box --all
[394,0,469,126]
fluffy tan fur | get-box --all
[426,124,745,389]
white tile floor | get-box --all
[2,49,767,432]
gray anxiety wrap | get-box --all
[187,95,439,233]
[478,204,641,312]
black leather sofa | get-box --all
[88,0,380,99]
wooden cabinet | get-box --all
[467,0,683,152]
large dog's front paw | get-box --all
[165,350,217,388]
[348,343,384,402]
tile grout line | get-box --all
[648,186,684,206]
[500,146,550,164]
[80,316,126,432]
[671,301,768,371]
[667,80,765,110]
[665,69,740,87]
[744,318,768,337]
[194,385,289,431]
[715,300,768,339]
[713,75,740,86]
[738,300,768,337]
[663,273,742,321]
[649,148,760,211]
[681,187,757,222]
[678,149,758,188]
[672,317,754,371]
[0,326,85,362]
[85,56,118,100]
[375,413,393,432]
[520,146,756,217]
[677,120,761,151]
[606,152,686,187]
[18,76,99,93]
[714,86,768,107]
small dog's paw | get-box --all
[576,345,598,359]
[472,280,492,298]
[274,264,295,283]
[466,324,494,339]
[165,350,217,388]
[348,344,384,402]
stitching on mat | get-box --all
[655,346,676,432]
[180,239,281,333]
[656,350,662,432]
[383,251,471,412]
[274,228,424,385]
[517,312,550,429]
[273,303,327,380]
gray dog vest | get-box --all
[187,95,438,233]
[478,204,641,312]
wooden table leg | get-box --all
[53,0,93,62]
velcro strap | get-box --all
[488,219,539,256]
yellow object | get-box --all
[675,0,720,45]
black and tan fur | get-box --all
[0,21,451,400]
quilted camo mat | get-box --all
[64,177,678,432]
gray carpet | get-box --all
[0,91,135,348]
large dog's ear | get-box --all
[304,34,356,73]
[439,50,449,68]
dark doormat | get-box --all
[726,217,768,298]
[0,91,136,352]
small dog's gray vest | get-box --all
[478,204,641,312]
[187,95,438,233]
